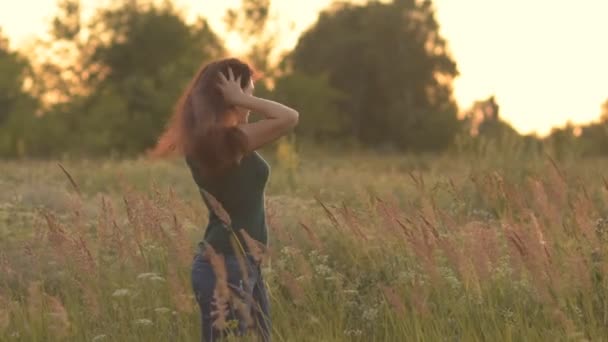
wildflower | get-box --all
[133,318,153,326]
[500,308,515,324]
[154,307,171,314]
[314,264,332,277]
[280,246,298,256]
[149,275,165,282]
[344,329,363,337]
[112,289,130,298]
[362,307,378,321]
[136,272,159,280]
[439,266,461,291]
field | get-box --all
[2,149,608,341]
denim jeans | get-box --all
[191,252,271,342]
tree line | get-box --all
[0,0,606,159]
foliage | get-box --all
[0,30,39,157]
[290,0,460,150]
[14,0,225,157]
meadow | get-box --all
[2,147,608,341]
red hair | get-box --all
[151,58,255,176]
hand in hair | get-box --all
[217,67,247,106]
[216,67,299,152]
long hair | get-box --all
[151,58,255,176]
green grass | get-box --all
[1,149,608,341]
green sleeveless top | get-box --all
[186,151,270,255]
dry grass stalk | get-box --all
[503,217,556,303]
[266,201,293,245]
[337,202,368,241]
[170,213,194,268]
[231,295,254,330]
[73,235,98,276]
[57,163,81,197]
[462,221,500,281]
[99,196,127,257]
[381,285,407,317]
[528,178,561,231]
[121,193,144,243]
[374,197,401,238]
[0,294,10,333]
[401,215,439,281]
[410,278,430,316]
[239,230,268,264]
[298,220,323,250]
[545,159,568,209]
[78,278,100,318]
[279,271,304,305]
[43,211,70,251]
[167,263,196,314]
[294,251,313,282]
[204,245,230,329]
[572,193,599,248]
[46,295,71,338]
[26,280,74,335]
[201,190,231,226]
[315,196,344,233]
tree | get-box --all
[270,72,345,141]
[32,0,225,156]
[576,99,608,156]
[0,29,39,157]
[464,96,519,139]
[290,0,459,151]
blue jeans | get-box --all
[191,252,271,342]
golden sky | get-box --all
[2,0,608,136]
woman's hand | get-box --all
[217,67,247,106]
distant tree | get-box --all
[455,96,531,157]
[31,0,225,156]
[465,96,519,139]
[290,0,459,151]
[223,0,274,74]
[546,122,580,160]
[0,29,39,157]
[577,99,608,156]
[270,72,346,141]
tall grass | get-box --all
[1,152,608,341]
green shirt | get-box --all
[186,151,270,255]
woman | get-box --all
[153,58,299,341]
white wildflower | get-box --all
[362,307,378,321]
[112,289,130,298]
[314,264,332,277]
[280,246,298,256]
[154,307,171,314]
[136,272,159,280]
[133,318,153,326]
[344,329,363,337]
[92,334,107,342]
[149,275,165,282]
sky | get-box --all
[1,0,607,136]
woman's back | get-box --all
[186,151,270,255]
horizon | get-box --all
[1,0,607,137]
